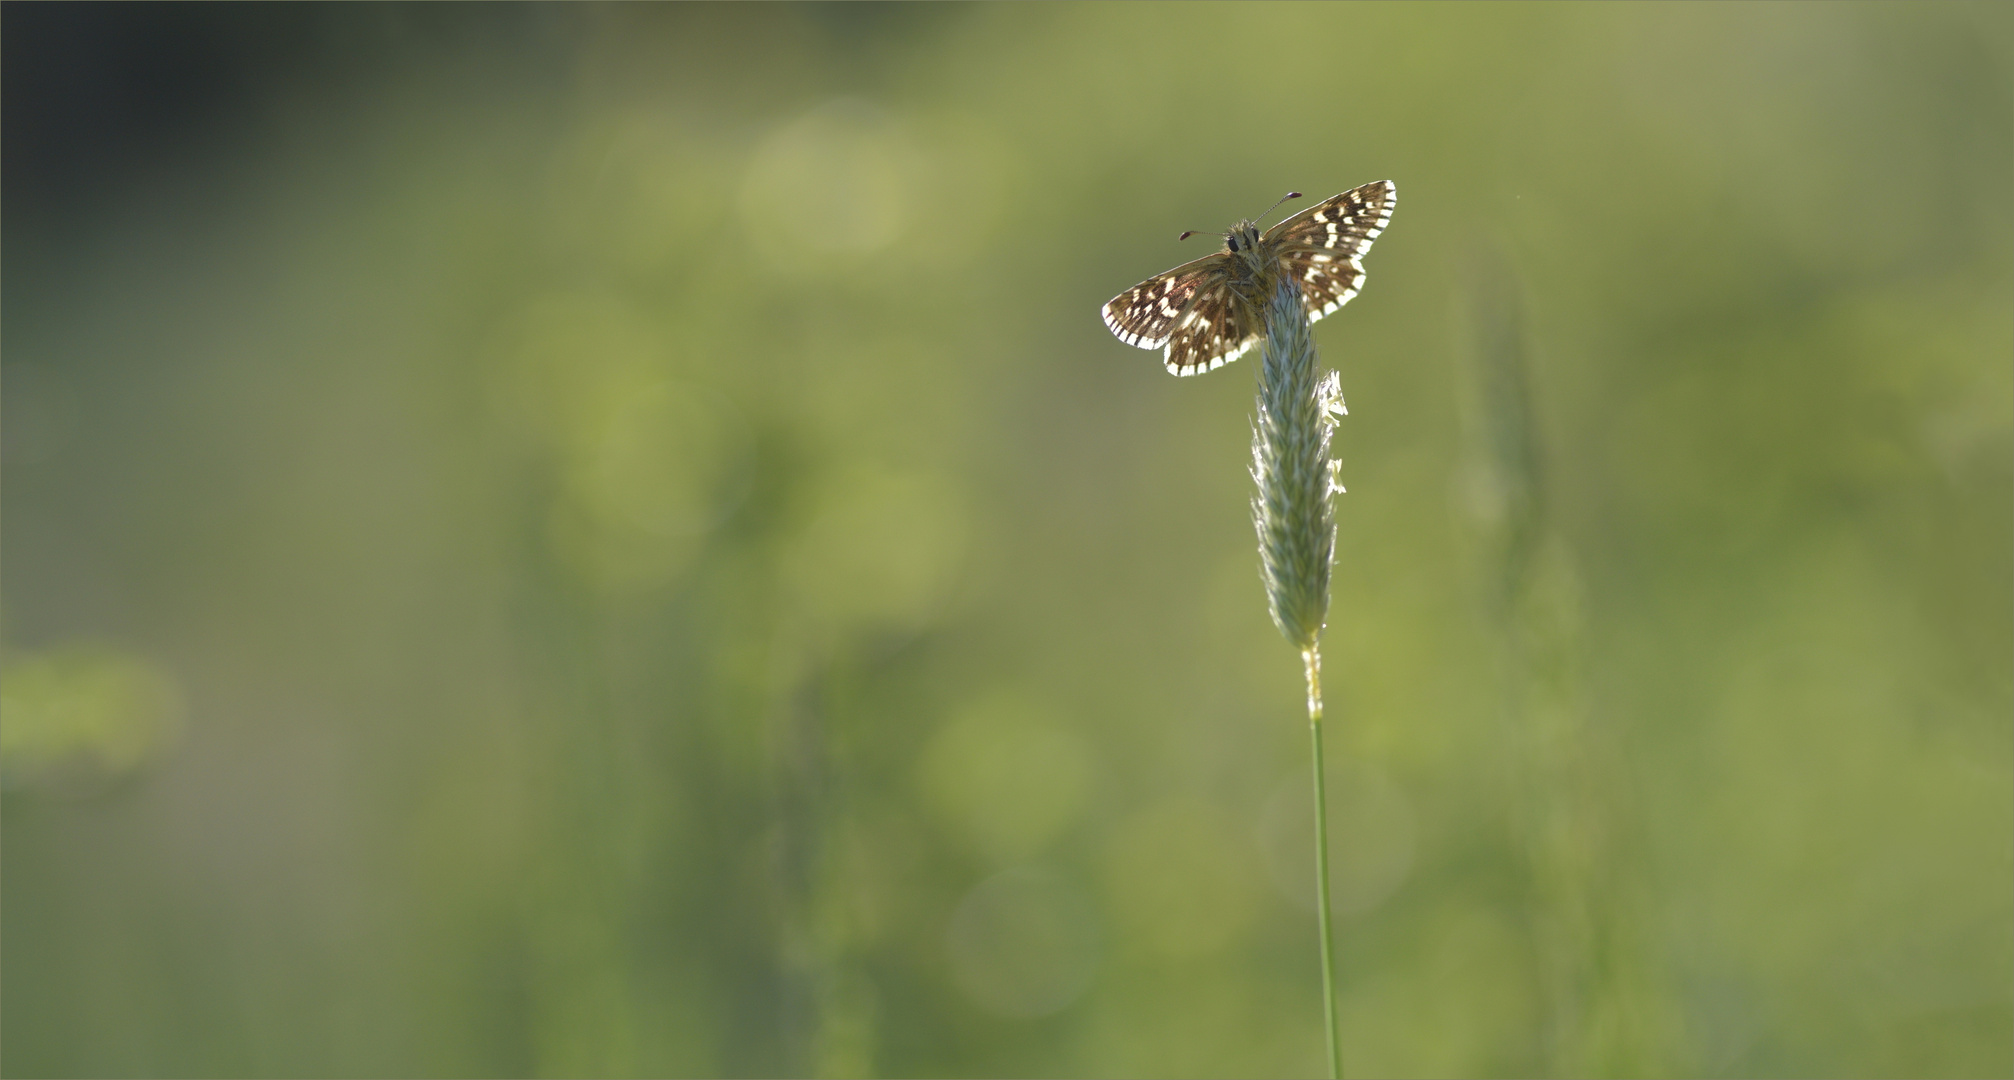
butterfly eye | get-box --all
[1227,234,1241,253]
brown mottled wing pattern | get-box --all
[1100,253,1226,349]
[1102,252,1257,376]
[1267,179,1395,323]
[1159,278,1259,375]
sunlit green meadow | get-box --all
[3,4,2008,1077]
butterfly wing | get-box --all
[1160,277,1260,376]
[1266,180,1395,323]
[1101,253,1231,350]
[1268,180,1395,255]
[1103,254,1258,375]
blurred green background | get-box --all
[3,4,2008,1077]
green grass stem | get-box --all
[1306,645,1342,1079]
[1253,277,1346,1077]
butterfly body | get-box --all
[1102,181,1395,376]
[1221,220,1277,298]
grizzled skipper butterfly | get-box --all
[1102,180,1395,375]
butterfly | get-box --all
[1101,180,1395,376]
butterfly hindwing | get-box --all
[1161,278,1257,376]
[1281,254,1367,323]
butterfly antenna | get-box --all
[1177,191,1301,240]
[1262,190,1304,224]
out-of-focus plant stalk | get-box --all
[1251,277,1347,1078]
[1461,251,1675,1073]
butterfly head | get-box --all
[1225,220,1269,275]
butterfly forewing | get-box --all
[1101,254,1226,349]
[1267,180,1394,258]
